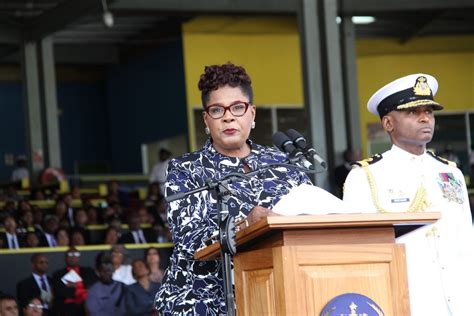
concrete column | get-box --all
[322,0,348,166]
[341,16,362,151]
[39,36,62,168]
[21,41,45,177]
[297,0,330,189]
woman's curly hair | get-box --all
[198,63,253,107]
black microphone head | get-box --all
[272,131,296,154]
[285,129,308,149]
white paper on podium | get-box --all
[272,184,360,216]
[61,269,82,284]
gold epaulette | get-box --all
[426,151,457,167]
[351,153,383,168]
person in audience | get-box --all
[21,297,43,316]
[72,209,91,243]
[86,252,126,316]
[5,186,22,201]
[125,260,160,316]
[31,189,45,201]
[25,232,40,248]
[0,294,19,316]
[152,223,171,243]
[11,155,29,182]
[137,206,153,226]
[106,216,123,240]
[110,245,135,285]
[2,200,16,215]
[0,215,22,249]
[16,254,53,315]
[52,201,69,229]
[39,216,59,248]
[149,148,172,195]
[103,227,119,245]
[73,209,88,228]
[107,181,130,209]
[31,207,44,232]
[119,212,155,244]
[101,206,115,223]
[18,200,32,214]
[70,187,81,200]
[146,182,161,202]
[150,224,172,270]
[70,228,86,246]
[86,207,99,225]
[55,228,70,247]
[334,148,361,198]
[150,197,167,229]
[52,247,97,316]
[17,210,34,236]
[61,194,75,227]
[144,247,165,283]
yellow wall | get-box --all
[183,16,474,153]
[182,16,303,150]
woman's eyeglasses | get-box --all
[67,252,80,257]
[28,304,44,310]
[205,101,250,119]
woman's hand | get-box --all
[245,206,278,226]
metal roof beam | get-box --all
[24,0,104,41]
[340,0,474,14]
[111,0,299,14]
[398,11,443,44]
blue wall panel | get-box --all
[106,38,187,173]
[0,83,26,180]
[0,37,187,180]
[57,82,110,174]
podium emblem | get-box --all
[320,293,384,316]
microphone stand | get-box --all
[165,162,317,315]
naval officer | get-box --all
[343,73,474,315]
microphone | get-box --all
[285,129,327,169]
[272,131,314,170]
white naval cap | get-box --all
[367,73,443,118]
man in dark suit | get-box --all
[38,215,59,248]
[334,148,361,198]
[16,253,53,315]
[52,247,98,316]
[119,212,156,244]
[0,215,22,249]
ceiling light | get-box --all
[351,16,376,24]
[336,16,376,25]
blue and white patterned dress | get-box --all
[155,138,311,315]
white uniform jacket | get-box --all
[344,145,474,316]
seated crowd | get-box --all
[0,246,165,315]
[0,181,170,249]
[0,181,171,316]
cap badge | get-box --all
[413,76,431,96]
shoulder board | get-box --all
[426,151,457,167]
[351,153,383,168]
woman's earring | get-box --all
[205,126,210,135]
[251,121,256,129]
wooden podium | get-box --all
[195,212,440,316]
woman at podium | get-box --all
[154,63,311,315]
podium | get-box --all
[195,212,440,316]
